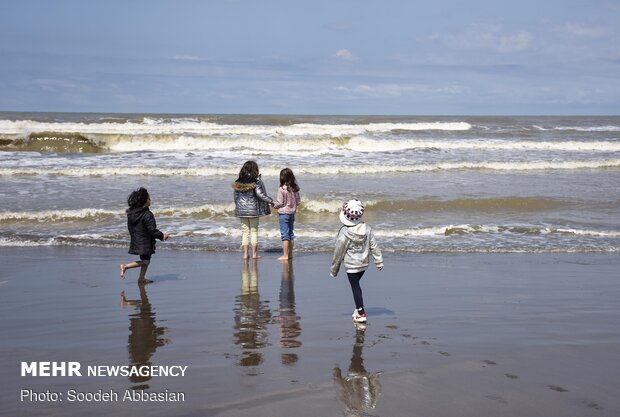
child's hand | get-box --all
[377,264,383,271]
[163,232,170,241]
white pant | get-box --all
[239,217,259,246]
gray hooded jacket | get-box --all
[232,175,273,217]
[330,223,384,276]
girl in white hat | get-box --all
[330,199,384,323]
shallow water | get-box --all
[1,113,619,253]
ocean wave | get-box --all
[0,132,107,153]
[0,235,125,248]
[2,159,619,177]
[533,125,620,132]
[2,224,618,251]
[4,131,619,154]
[156,203,235,217]
[0,208,121,223]
[301,197,567,213]
[0,197,579,225]
[553,126,620,132]
[0,119,472,139]
[346,137,620,153]
[0,204,235,224]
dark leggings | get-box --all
[347,271,366,310]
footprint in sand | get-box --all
[438,351,451,357]
[548,385,569,393]
[385,324,398,330]
[482,360,498,366]
[505,373,519,379]
[583,401,604,411]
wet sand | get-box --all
[1,247,619,416]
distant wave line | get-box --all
[2,159,619,177]
[2,225,619,249]
[1,197,576,223]
[0,120,472,138]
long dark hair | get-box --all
[127,187,150,209]
[237,160,259,182]
[279,168,299,192]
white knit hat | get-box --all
[339,199,365,226]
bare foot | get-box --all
[252,254,261,259]
[277,255,289,261]
[138,278,154,284]
[120,264,127,279]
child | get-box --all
[272,168,301,260]
[233,160,274,259]
[120,187,169,284]
[330,199,383,323]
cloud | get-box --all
[555,23,612,38]
[431,23,534,53]
[32,79,81,93]
[334,49,355,60]
[335,83,470,98]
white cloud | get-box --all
[32,79,80,93]
[433,23,534,53]
[335,83,470,98]
[498,31,533,53]
[556,23,612,38]
[334,49,355,60]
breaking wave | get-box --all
[2,159,619,177]
[2,132,619,154]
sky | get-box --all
[1,0,619,115]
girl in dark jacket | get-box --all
[233,161,274,259]
[120,187,169,283]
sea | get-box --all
[1,112,619,254]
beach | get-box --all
[1,113,619,416]
[1,247,619,416]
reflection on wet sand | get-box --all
[274,261,302,365]
[333,324,383,416]
[120,283,170,389]
[233,259,271,368]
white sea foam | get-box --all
[2,159,619,177]
[0,208,121,222]
[553,126,620,132]
[533,125,620,132]
[0,119,472,138]
[346,137,620,153]
[2,225,616,247]
[0,205,235,223]
[0,200,373,224]
[555,228,620,238]
[156,203,235,217]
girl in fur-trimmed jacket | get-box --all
[330,199,383,323]
[233,160,274,259]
